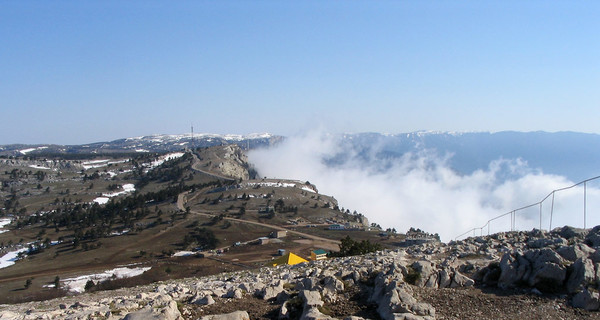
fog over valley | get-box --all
[249,130,600,241]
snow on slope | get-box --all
[52,267,151,293]
[93,184,136,204]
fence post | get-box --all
[550,192,555,230]
[511,211,515,231]
[539,203,543,231]
[584,181,587,229]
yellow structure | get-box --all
[269,252,308,267]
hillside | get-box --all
[0,144,385,305]
[2,133,600,318]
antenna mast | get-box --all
[191,124,194,151]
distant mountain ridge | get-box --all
[333,131,600,182]
[2,131,599,182]
[0,133,282,156]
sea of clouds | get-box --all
[249,130,600,242]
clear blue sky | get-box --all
[2,1,599,145]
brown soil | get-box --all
[182,284,381,320]
[183,295,281,319]
[323,284,381,319]
[413,286,600,320]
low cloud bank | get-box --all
[249,131,600,242]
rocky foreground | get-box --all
[4,226,600,319]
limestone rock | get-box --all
[451,271,474,288]
[260,283,285,300]
[557,243,594,261]
[123,300,181,320]
[567,257,596,293]
[411,261,437,288]
[193,295,215,305]
[300,290,324,308]
[200,311,250,320]
[572,289,600,311]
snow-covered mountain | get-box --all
[0,133,282,156]
[3,130,599,182]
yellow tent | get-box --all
[269,252,308,267]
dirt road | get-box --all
[177,193,340,247]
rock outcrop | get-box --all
[470,226,600,311]
[4,225,600,318]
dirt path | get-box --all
[177,193,341,248]
[189,152,236,181]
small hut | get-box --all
[311,249,328,261]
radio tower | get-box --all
[191,124,195,151]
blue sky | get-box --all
[2,1,599,145]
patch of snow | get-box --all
[0,218,11,229]
[0,218,11,234]
[82,159,109,165]
[246,182,296,188]
[29,165,50,170]
[82,159,110,170]
[244,133,273,139]
[19,146,48,154]
[93,184,136,204]
[135,149,149,153]
[102,183,136,197]
[60,267,151,293]
[93,197,109,205]
[0,248,29,269]
[110,229,130,236]
[108,159,129,165]
[173,251,195,257]
[143,152,185,171]
[302,186,316,193]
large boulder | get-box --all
[585,226,600,247]
[451,271,474,288]
[497,253,530,289]
[572,289,600,311]
[321,276,345,302]
[376,282,435,320]
[555,226,587,239]
[300,290,324,308]
[567,257,596,293]
[410,261,437,288]
[557,243,594,262]
[260,283,285,300]
[525,249,567,292]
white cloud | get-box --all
[249,130,600,242]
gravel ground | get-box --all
[413,286,600,320]
[183,285,600,320]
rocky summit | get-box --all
[4,225,600,319]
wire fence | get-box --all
[455,175,600,240]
